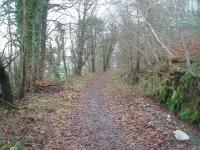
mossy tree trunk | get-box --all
[16,0,44,98]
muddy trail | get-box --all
[63,74,130,149]
[57,74,200,150]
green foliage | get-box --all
[167,88,182,111]
[179,106,200,124]
[142,67,167,96]
[0,139,28,150]
[52,67,61,81]
[140,65,200,126]
[166,75,189,111]
[48,65,67,82]
[118,69,134,84]
[157,86,168,104]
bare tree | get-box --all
[74,0,98,75]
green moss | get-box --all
[140,65,200,126]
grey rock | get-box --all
[173,130,190,141]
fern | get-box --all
[179,106,200,124]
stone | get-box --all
[173,130,190,141]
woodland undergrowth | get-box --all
[119,64,200,127]
[0,75,91,150]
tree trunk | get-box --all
[19,0,28,99]
[17,0,40,98]
[181,26,191,68]
[76,26,85,76]
[133,9,141,83]
[103,59,106,71]
[62,43,68,79]
[6,1,14,87]
[0,62,13,103]
[69,23,77,75]
[75,8,87,76]
[19,45,28,99]
[135,9,141,73]
[38,0,49,80]
[103,47,107,71]
[136,51,140,73]
[76,51,83,75]
[91,57,95,73]
[91,43,96,73]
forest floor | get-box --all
[1,72,200,150]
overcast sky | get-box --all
[0,0,113,52]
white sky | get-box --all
[0,0,112,53]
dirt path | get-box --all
[64,74,130,150]
[61,73,200,150]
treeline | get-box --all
[110,0,200,125]
[112,0,200,72]
[0,0,116,102]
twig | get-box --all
[137,8,173,56]
[0,98,18,109]
[2,51,20,69]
